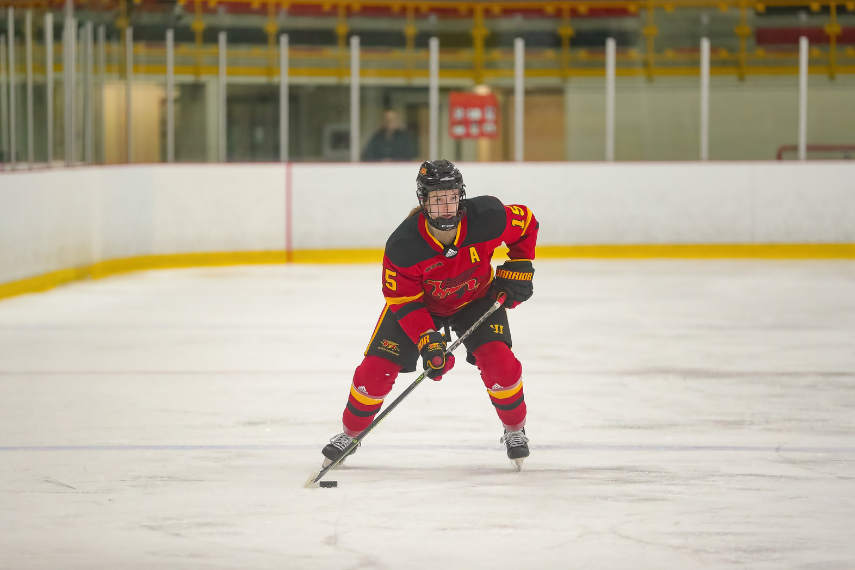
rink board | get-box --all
[1,162,854,300]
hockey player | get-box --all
[321,160,539,469]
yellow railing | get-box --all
[11,43,855,82]
[3,0,854,81]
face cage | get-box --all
[418,186,466,232]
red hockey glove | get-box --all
[494,260,534,308]
[418,331,451,380]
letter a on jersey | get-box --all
[469,247,480,264]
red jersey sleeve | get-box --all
[381,255,435,344]
[501,204,539,260]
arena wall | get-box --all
[1,162,854,300]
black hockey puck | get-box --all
[319,481,338,488]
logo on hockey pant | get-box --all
[490,324,504,334]
[425,266,483,300]
[380,339,400,354]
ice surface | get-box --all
[1,260,854,569]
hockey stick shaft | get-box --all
[307,293,506,485]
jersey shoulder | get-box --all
[385,213,439,269]
[461,195,507,247]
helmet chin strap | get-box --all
[423,206,462,233]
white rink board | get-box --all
[0,168,101,283]
[2,162,854,284]
[752,163,855,243]
[1,165,287,284]
[459,162,758,245]
[290,162,419,250]
[148,165,286,255]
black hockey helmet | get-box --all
[416,159,466,232]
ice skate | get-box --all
[321,433,359,468]
[500,428,529,471]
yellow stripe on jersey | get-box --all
[487,380,523,399]
[424,218,462,249]
[350,385,385,406]
[385,292,425,305]
[425,219,445,249]
[522,208,534,234]
[364,306,389,355]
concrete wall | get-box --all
[1,162,854,285]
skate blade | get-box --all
[304,472,321,488]
[512,458,525,471]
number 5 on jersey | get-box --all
[385,269,397,291]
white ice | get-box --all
[1,260,854,569]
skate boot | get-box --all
[500,428,530,471]
[321,433,360,468]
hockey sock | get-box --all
[473,341,526,430]
[342,355,401,436]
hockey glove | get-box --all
[494,260,535,308]
[418,331,453,380]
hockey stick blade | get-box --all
[304,293,507,488]
[304,439,360,487]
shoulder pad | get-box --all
[461,196,506,246]
[385,214,439,268]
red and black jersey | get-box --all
[381,195,539,344]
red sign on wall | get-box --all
[449,92,499,139]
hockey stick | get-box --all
[304,292,507,487]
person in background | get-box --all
[361,109,418,162]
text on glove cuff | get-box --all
[495,269,534,281]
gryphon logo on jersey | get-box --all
[425,266,483,300]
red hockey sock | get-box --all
[342,355,401,436]
[473,341,526,430]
